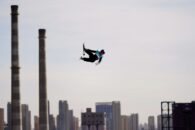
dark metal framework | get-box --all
[161,101,175,130]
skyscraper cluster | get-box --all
[56,100,78,130]
[5,103,32,130]
[2,101,79,130]
[1,100,195,130]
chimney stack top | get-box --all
[39,29,46,38]
[11,5,19,15]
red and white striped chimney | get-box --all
[11,5,22,130]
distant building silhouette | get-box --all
[34,116,39,130]
[172,101,195,130]
[139,123,148,130]
[157,115,161,130]
[81,108,105,130]
[69,110,74,130]
[0,108,4,130]
[49,115,56,130]
[148,116,155,130]
[129,113,139,130]
[56,115,59,130]
[57,100,69,130]
[96,101,121,130]
[96,102,112,130]
[7,103,11,130]
[121,115,129,130]
[48,101,56,130]
[112,101,121,130]
[22,104,31,130]
[73,117,79,130]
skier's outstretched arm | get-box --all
[96,57,102,65]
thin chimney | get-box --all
[39,29,48,130]
[11,5,22,130]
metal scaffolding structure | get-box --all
[161,101,175,130]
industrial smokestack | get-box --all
[39,29,48,130]
[11,5,22,130]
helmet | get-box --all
[100,49,105,54]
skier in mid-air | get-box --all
[80,44,105,65]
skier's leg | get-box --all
[81,57,95,62]
[84,49,94,57]
[83,43,85,50]
[83,44,85,56]
[83,44,96,57]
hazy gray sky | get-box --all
[0,0,195,123]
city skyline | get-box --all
[0,101,162,130]
[2,100,195,130]
[1,0,195,124]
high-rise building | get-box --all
[96,101,121,130]
[73,117,79,130]
[7,103,11,130]
[69,110,74,130]
[112,101,121,130]
[22,104,31,130]
[157,115,161,130]
[129,113,139,130]
[49,115,56,130]
[96,102,112,130]
[56,115,60,130]
[34,116,39,130]
[172,101,195,130]
[81,108,105,130]
[57,100,69,130]
[121,115,129,130]
[48,101,56,130]
[148,116,155,130]
[0,108,4,130]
